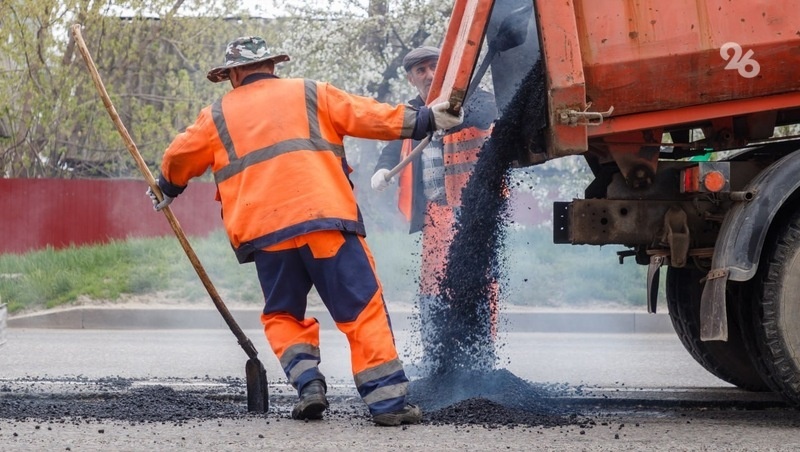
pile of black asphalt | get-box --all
[411,368,583,428]
[0,374,586,429]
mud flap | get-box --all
[700,268,729,341]
[245,358,270,413]
[647,255,665,313]
[699,152,800,341]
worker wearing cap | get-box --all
[147,36,463,426]
[371,46,499,369]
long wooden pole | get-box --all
[69,24,260,360]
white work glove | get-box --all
[371,168,392,192]
[431,101,464,131]
[146,186,174,212]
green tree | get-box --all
[0,0,272,178]
[268,0,449,102]
[0,0,456,182]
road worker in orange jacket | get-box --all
[146,36,463,426]
[371,46,499,371]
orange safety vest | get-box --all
[397,140,415,222]
[442,125,493,206]
[161,78,418,263]
[396,124,493,220]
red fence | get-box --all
[0,179,223,255]
[0,178,553,256]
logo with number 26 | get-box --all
[720,42,760,78]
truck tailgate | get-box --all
[536,0,800,155]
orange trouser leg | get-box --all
[342,236,409,416]
[419,201,499,340]
[255,231,342,393]
[260,312,324,392]
[419,202,456,297]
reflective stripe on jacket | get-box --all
[160,77,419,263]
[442,125,493,206]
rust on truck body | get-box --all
[535,0,587,155]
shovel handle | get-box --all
[385,135,432,181]
[70,24,259,360]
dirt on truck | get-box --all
[463,0,800,407]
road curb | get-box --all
[7,306,675,334]
[0,303,7,347]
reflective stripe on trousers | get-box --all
[354,358,408,415]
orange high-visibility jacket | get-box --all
[397,124,493,220]
[376,89,497,233]
[160,77,422,263]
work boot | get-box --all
[372,404,422,426]
[291,380,328,420]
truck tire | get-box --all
[747,208,800,406]
[666,266,769,391]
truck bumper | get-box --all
[554,199,696,247]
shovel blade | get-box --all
[245,358,269,413]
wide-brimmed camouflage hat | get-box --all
[206,36,290,83]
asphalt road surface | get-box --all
[0,328,730,385]
[1,327,799,451]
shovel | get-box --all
[465,4,532,102]
[70,24,269,413]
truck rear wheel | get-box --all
[747,209,800,406]
[666,266,769,391]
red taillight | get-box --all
[681,166,700,193]
[680,163,729,193]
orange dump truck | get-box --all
[450,0,800,406]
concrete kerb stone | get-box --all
[0,302,7,347]
[7,306,675,334]
[502,311,675,334]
